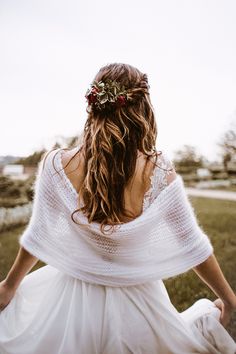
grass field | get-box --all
[0,196,236,340]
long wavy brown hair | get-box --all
[53,63,160,234]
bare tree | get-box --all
[52,134,81,149]
[218,120,236,173]
[173,145,205,173]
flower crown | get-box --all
[85,79,128,111]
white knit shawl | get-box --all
[19,148,214,287]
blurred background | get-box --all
[0,0,235,339]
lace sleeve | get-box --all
[152,150,176,191]
[143,151,175,210]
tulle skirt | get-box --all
[0,265,235,354]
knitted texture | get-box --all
[19,148,214,287]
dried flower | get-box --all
[117,95,126,106]
[85,79,128,110]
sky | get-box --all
[0,0,236,161]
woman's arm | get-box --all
[0,246,38,311]
[193,253,236,327]
[166,170,236,306]
[166,170,236,326]
[167,171,236,307]
[193,253,236,308]
[4,246,38,290]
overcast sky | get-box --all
[0,0,236,161]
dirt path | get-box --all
[186,188,236,201]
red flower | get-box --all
[86,86,99,105]
[91,87,99,94]
[86,93,97,105]
[117,95,126,106]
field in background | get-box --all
[0,197,235,340]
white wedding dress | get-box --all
[0,152,235,354]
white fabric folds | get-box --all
[19,148,214,287]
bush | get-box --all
[0,175,35,207]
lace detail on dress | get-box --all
[142,151,175,211]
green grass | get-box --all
[0,197,235,340]
[0,226,45,279]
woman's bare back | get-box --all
[60,147,176,222]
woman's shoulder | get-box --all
[155,149,177,185]
[150,149,177,191]
[60,147,81,170]
[142,149,177,210]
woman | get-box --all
[0,63,235,353]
